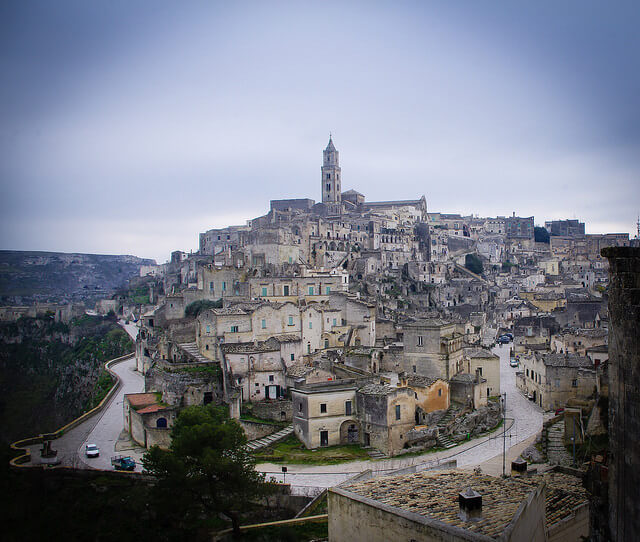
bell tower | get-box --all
[321,136,341,204]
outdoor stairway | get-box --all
[436,433,456,449]
[546,420,574,467]
[436,406,459,449]
[366,448,386,459]
[436,405,458,428]
[178,342,210,363]
[246,425,293,452]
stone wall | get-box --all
[250,399,293,422]
[238,420,279,441]
[602,247,640,542]
[145,366,223,407]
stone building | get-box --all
[221,335,301,402]
[292,380,359,449]
[402,319,464,380]
[601,247,640,541]
[516,352,595,410]
[328,469,588,542]
[463,347,500,398]
[356,382,416,455]
[123,392,176,449]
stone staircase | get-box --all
[546,420,574,467]
[436,406,460,449]
[178,342,210,363]
[436,433,456,449]
[366,448,386,459]
[246,425,294,452]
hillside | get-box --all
[0,250,156,304]
[0,314,133,444]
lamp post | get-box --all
[502,392,507,477]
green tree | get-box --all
[142,405,272,535]
[534,226,550,243]
[185,298,223,318]
[464,253,483,275]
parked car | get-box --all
[111,455,136,471]
[555,408,565,415]
[85,444,100,458]
[498,335,511,344]
[510,358,519,367]
[505,333,514,340]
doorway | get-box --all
[320,430,329,447]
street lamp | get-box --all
[501,392,507,477]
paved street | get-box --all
[78,355,146,470]
[78,320,145,470]
[24,321,145,470]
[256,342,543,489]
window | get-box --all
[526,369,529,377]
[326,286,331,294]
[477,367,483,376]
[395,405,401,420]
[438,388,442,397]
[326,174,330,180]
[345,401,352,415]
[309,321,313,329]
[290,353,295,361]
[325,339,329,349]
[572,379,578,387]
[269,375,274,382]
[326,183,331,191]
[261,287,268,296]
[222,281,226,291]
[320,403,327,413]
[412,365,416,373]
[206,325,210,333]
[230,325,238,333]
[283,285,289,296]
[288,316,294,326]
[298,402,302,412]
[308,286,314,295]
[261,318,266,329]
[209,281,214,291]
[333,318,337,326]
[417,336,423,347]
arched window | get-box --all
[156,417,168,428]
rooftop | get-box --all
[358,382,395,395]
[406,375,441,387]
[464,347,499,360]
[339,470,541,538]
[540,352,593,368]
[338,469,588,537]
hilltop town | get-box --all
[5,137,639,541]
[114,137,631,460]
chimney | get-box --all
[459,487,482,521]
[511,456,527,475]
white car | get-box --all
[85,444,100,458]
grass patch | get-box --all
[254,434,370,465]
[235,519,328,541]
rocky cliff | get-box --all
[0,314,133,443]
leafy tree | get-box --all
[464,253,483,275]
[185,298,223,318]
[142,405,272,535]
[534,226,550,243]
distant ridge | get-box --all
[0,250,156,304]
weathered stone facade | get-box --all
[602,247,640,541]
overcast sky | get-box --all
[1,1,639,263]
